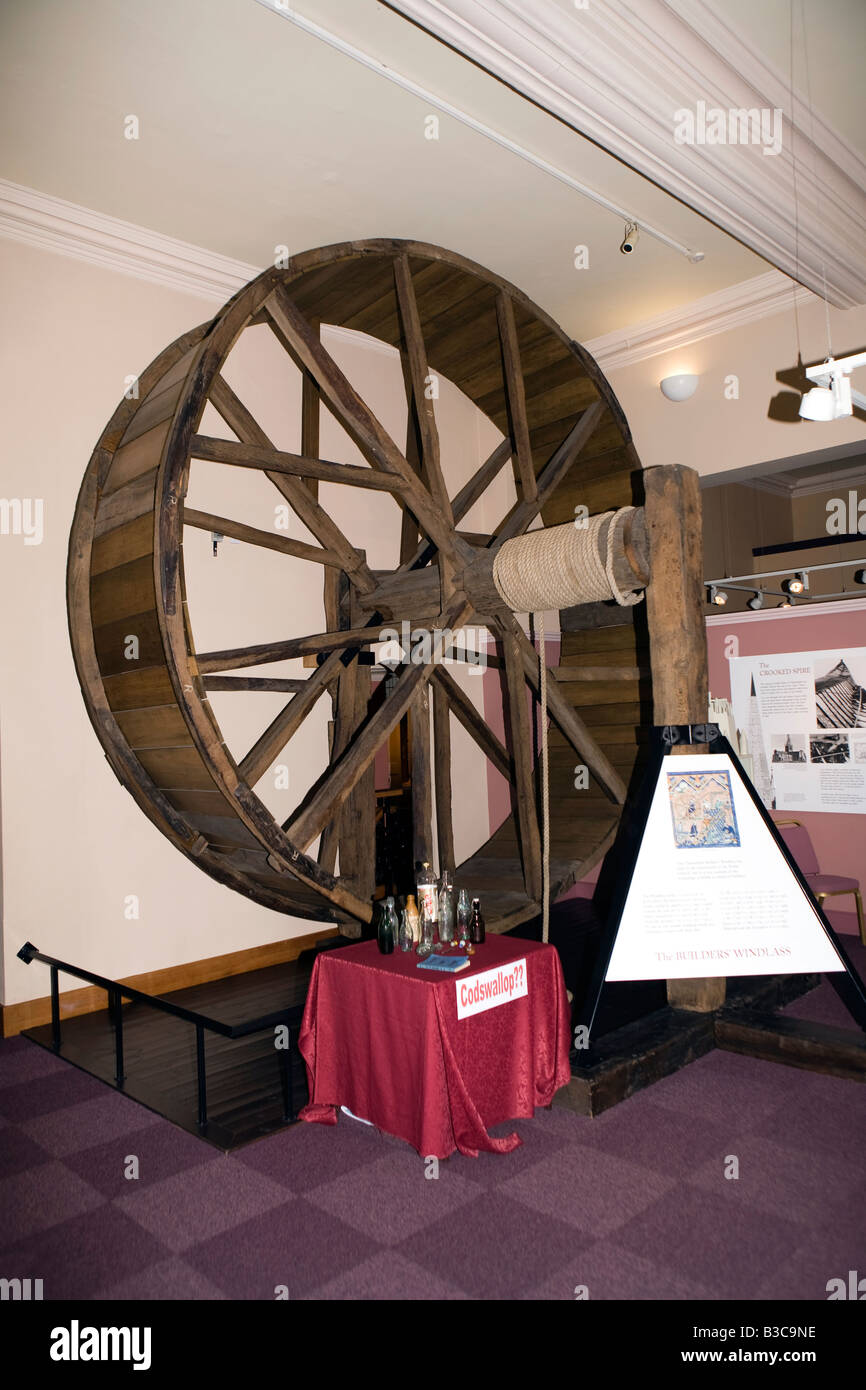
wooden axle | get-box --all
[358,508,649,623]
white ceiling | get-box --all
[0,0,767,342]
[0,0,862,340]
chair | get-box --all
[775,819,866,946]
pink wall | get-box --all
[708,601,866,936]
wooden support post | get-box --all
[411,685,434,870]
[644,465,724,1012]
[432,682,455,873]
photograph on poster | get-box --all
[770,733,807,763]
[810,733,851,764]
[730,648,866,814]
[814,657,866,729]
[667,770,740,848]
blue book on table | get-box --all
[416,954,471,973]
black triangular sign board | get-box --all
[579,725,866,1037]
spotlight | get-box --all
[855,569,866,585]
[620,221,640,255]
[709,585,728,606]
[777,598,793,608]
[783,572,808,595]
[798,386,836,421]
[747,592,764,610]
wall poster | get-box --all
[730,648,866,814]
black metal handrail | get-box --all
[17,941,301,1132]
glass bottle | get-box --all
[398,909,413,952]
[469,897,485,945]
[416,862,438,924]
[404,893,421,945]
[376,901,395,955]
[456,888,471,948]
[418,900,435,955]
[438,869,455,945]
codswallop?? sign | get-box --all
[456,959,528,1019]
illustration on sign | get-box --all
[667,770,740,848]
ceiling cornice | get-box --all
[0,180,257,302]
[0,178,818,372]
[583,270,811,371]
[385,0,866,308]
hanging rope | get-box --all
[492,507,644,614]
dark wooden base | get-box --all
[555,971,822,1119]
[715,1011,866,1081]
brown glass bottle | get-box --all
[469,898,485,945]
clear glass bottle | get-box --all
[398,909,413,952]
[456,888,471,948]
[418,900,435,955]
[416,862,438,924]
[438,869,455,945]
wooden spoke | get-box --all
[493,399,605,544]
[429,665,511,782]
[183,508,344,567]
[300,334,320,500]
[400,436,513,572]
[190,435,407,493]
[284,598,471,852]
[237,647,349,787]
[496,292,536,502]
[203,676,307,693]
[495,612,627,804]
[263,286,472,570]
[432,682,455,873]
[317,660,358,875]
[501,632,542,901]
[197,625,377,675]
[394,253,453,525]
[209,375,378,594]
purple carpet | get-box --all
[1,963,864,1301]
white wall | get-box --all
[608,297,866,476]
[0,241,494,1006]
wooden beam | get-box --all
[553,665,646,681]
[430,664,511,782]
[498,613,627,804]
[285,598,471,851]
[394,253,453,524]
[183,508,344,568]
[493,399,605,544]
[501,633,542,901]
[496,291,536,502]
[643,464,721,1014]
[208,375,377,594]
[411,685,434,868]
[203,676,307,693]
[263,286,472,570]
[401,436,513,573]
[715,1011,866,1081]
[197,626,377,674]
[237,648,348,787]
[433,681,455,873]
[190,435,406,493]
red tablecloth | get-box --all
[298,934,571,1158]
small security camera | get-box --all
[620,222,639,255]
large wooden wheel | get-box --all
[69,240,652,933]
